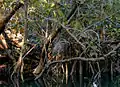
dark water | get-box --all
[0,74,120,87]
[22,75,120,87]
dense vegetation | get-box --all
[0,0,120,87]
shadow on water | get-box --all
[0,74,120,87]
[25,75,120,87]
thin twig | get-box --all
[104,43,120,57]
[35,43,120,80]
[66,29,85,49]
[22,44,37,59]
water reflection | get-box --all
[0,74,120,87]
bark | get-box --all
[0,2,23,34]
[33,4,78,76]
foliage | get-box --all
[0,0,120,87]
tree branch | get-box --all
[33,4,78,75]
[0,2,23,34]
[35,57,104,80]
[101,40,120,45]
[35,43,120,80]
[104,43,120,58]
